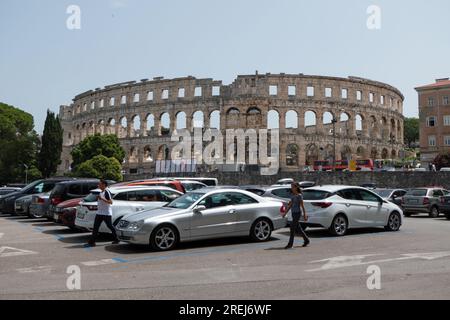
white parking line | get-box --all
[0,246,38,258]
[81,259,120,267]
[17,266,53,274]
[0,233,4,240]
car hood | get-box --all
[122,206,182,222]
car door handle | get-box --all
[229,209,236,214]
[345,203,351,207]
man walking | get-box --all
[87,179,119,247]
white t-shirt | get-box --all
[97,189,113,216]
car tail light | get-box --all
[51,197,63,206]
[312,202,333,208]
[423,197,430,205]
[37,197,45,204]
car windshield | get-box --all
[302,190,332,200]
[165,192,204,209]
[83,191,101,202]
[373,190,393,198]
[406,189,428,196]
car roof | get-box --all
[93,186,182,193]
[55,179,102,185]
[307,185,373,192]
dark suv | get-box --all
[47,179,115,220]
[0,178,74,215]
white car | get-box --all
[287,185,403,236]
[75,186,183,233]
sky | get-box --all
[1,0,450,133]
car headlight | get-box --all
[128,221,144,231]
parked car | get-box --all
[439,195,450,220]
[284,185,403,236]
[359,183,377,190]
[275,178,294,185]
[53,198,83,230]
[75,186,183,233]
[440,168,450,172]
[178,180,207,192]
[0,178,74,215]
[373,189,407,207]
[29,192,52,218]
[116,188,287,251]
[172,177,219,186]
[402,188,450,217]
[14,194,34,216]
[47,179,114,220]
[114,179,186,193]
[0,187,22,196]
[244,186,292,203]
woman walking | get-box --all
[281,182,310,249]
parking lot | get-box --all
[1,212,450,300]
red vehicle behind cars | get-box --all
[113,179,186,193]
[53,198,83,230]
[313,159,374,171]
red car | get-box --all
[53,198,83,230]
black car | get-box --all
[0,187,22,196]
[47,179,115,220]
[439,195,450,220]
[0,178,74,215]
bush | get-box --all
[74,155,123,182]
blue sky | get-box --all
[1,0,450,133]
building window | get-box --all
[380,95,385,105]
[369,92,374,103]
[428,136,436,147]
[194,87,202,97]
[83,103,87,111]
[444,96,449,105]
[162,89,169,100]
[390,98,394,107]
[121,95,127,104]
[91,101,95,110]
[427,116,436,127]
[269,85,278,96]
[110,97,115,106]
[133,93,140,103]
[178,88,185,98]
[445,136,450,146]
[341,89,348,99]
[307,86,315,97]
[428,97,435,107]
[444,115,450,126]
[356,91,362,101]
[325,88,332,98]
[212,86,220,96]
[288,85,296,96]
[100,99,104,108]
[147,91,154,101]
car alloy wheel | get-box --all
[429,207,439,218]
[330,214,348,236]
[251,219,272,242]
[385,212,401,231]
[151,226,177,251]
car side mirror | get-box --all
[193,205,206,214]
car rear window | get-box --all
[302,190,332,200]
[51,184,66,196]
[406,189,428,196]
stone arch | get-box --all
[226,107,240,128]
[286,144,299,166]
[304,110,317,127]
[192,111,204,128]
[107,118,116,135]
[157,145,170,161]
[285,110,298,129]
[340,145,352,161]
[322,144,334,161]
[391,149,397,159]
[97,119,105,135]
[129,146,138,163]
[339,112,350,136]
[246,107,262,128]
[380,116,388,140]
[322,111,335,124]
[356,146,366,159]
[390,119,397,141]
[267,110,280,129]
[370,147,378,160]
[131,115,141,138]
[355,114,363,132]
[176,111,187,130]
[143,146,153,163]
[119,116,128,138]
[369,115,378,139]
[381,148,389,160]
[146,114,155,134]
[306,144,319,166]
[160,113,170,135]
[209,110,221,129]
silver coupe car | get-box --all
[116,188,287,251]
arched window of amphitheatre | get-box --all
[323,144,334,161]
[97,120,105,135]
[285,110,298,129]
[176,112,187,130]
[286,144,299,166]
[340,146,352,161]
[380,117,388,139]
[304,111,316,128]
[160,113,171,135]
[226,108,240,128]
[146,114,155,134]
[210,110,220,129]
[108,118,116,135]
[355,114,363,132]
[391,149,397,159]
[267,110,279,129]
[390,119,396,141]
[143,146,153,163]
[306,144,319,166]
[132,115,141,137]
[356,146,366,159]
[323,112,334,135]
[339,113,350,135]
[369,116,378,137]
[193,111,204,128]
[246,107,262,128]
[129,147,138,163]
[157,145,170,161]
[381,148,389,160]
[397,120,401,140]
[119,117,128,138]
[371,147,378,160]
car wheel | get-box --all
[385,212,401,231]
[429,206,439,218]
[329,214,348,236]
[250,218,272,242]
[150,224,178,251]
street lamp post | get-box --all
[332,118,338,172]
[23,164,28,184]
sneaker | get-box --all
[302,239,310,247]
[284,245,293,250]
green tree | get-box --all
[71,134,125,170]
[38,110,63,178]
[433,152,450,170]
[74,155,123,182]
[0,102,41,184]
[404,117,420,148]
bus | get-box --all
[313,159,374,171]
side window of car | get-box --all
[159,190,180,202]
[272,188,291,199]
[357,190,380,203]
[228,192,258,206]
[127,191,139,201]
[433,190,444,197]
[113,192,129,201]
[135,190,159,202]
[42,183,56,193]
[32,182,44,194]
[198,193,233,209]
[338,189,358,200]
[83,183,98,195]
[68,184,83,197]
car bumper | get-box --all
[116,228,150,245]
[287,214,331,229]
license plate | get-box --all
[409,199,418,204]
[16,205,22,210]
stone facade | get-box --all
[57,73,405,175]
